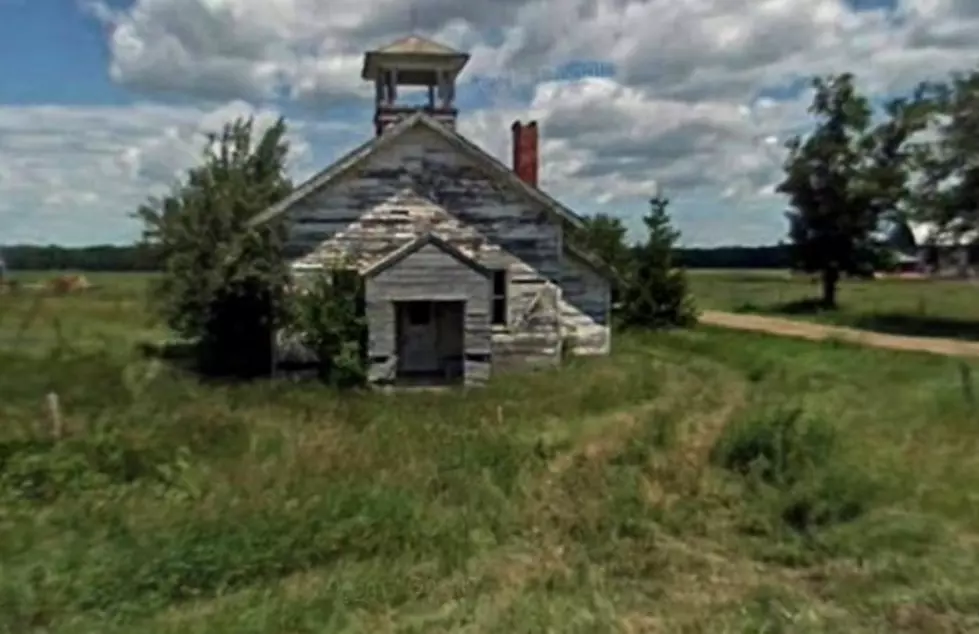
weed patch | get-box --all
[712,404,876,534]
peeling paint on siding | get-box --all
[559,250,612,356]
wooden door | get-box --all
[398,301,439,374]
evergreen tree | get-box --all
[620,195,697,328]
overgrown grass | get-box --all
[2,275,979,632]
[690,269,979,342]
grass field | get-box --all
[691,269,979,342]
[2,272,979,632]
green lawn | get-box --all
[2,274,979,631]
[690,269,979,341]
[0,272,165,356]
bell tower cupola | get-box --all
[361,35,470,136]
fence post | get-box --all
[46,392,63,439]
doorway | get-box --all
[395,300,465,383]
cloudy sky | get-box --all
[0,0,976,247]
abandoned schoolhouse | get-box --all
[250,35,614,386]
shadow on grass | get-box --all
[848,313,979,343]
[136,340,267,383]
[759,299,979,343]
[136,340,200,373]
[136,339,324,385]
[772,299,830,316]
[732,298,831,317]
[136,340,196,361]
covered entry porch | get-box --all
[363,233,492,387]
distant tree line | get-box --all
[0,241,794,272]
[0,244,159,272]
[676,245,791,269]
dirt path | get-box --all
[701,310,979,358]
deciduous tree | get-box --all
[572,213,632,275]
[136,117,293,377]
[569,212,633,303]
[907,70,979,235]
[778,74,923,307]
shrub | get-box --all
[779,467,873,532]
[711,404,874,532]
[711,405,836,488]
[287,268,367,388]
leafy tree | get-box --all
[571,213,632,274]
[619,195,697,328]
[907,70,979,233]
[136,117,293,377]
[288,268,368,388]
[568,212,633,303]
[778,73,924,307]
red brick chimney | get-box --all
[511,120,539,187]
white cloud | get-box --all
[0,101,324,244]
[460,77,811,214]
[9,0,979,245]
[91,0,978,106]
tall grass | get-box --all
[2,279,979,631]
[0,332,676,629]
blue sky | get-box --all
[0,2,113,105]
[0,0,972,247]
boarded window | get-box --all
[491,270,507,325]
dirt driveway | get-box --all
[700,310,979,359]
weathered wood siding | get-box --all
[491,284,562,371]
[365,242,491,385]
[283,122,565,376]
[284,126,560,276]
[559,251,611,355]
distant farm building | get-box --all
[886,220,979,278]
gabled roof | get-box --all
[907,220,979,247]
[247,112,587,232]
[288,186,498,272]
[362,232,491,279]
[374,35,463,56]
